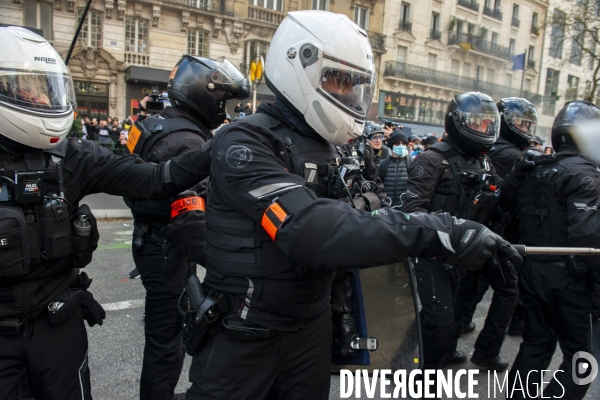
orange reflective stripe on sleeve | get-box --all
[171,196,205,219]
[261,202,288,241]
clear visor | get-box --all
[308,55,374,118]
[453,111,500,142]
[510,115,537,135]
[211,57,246,85]
[0,69,75,114]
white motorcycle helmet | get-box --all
[0,26,76,150]
[265,10,375,145]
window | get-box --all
[528,45,534,63]
[531,12,538,29]
[512,4,519,18]
[77,9,103,48]
[505,73,513,87]
[253,0,283,11]
[494,0,501,11]
[571,21,584,66]
[187,30,209,57]
[428,53,438,70]
[312,0,328,10]
[23,0,53,41]
[451,59,460,75]
[456,20,463,36]
[401,2,410,24]
[543,68,560,115]
[509,39,516,56]
[476,66,484,81]
[566,75,580,101]
[125,18,148,54]
[245,41,269,77]
[431,12,440,32]
[467,23,475,36]
[487,68,494,82]
[585,80,592,96]
[189,0,210,9]
[525,78,532,91]
[463,63,471,77]
[397,46,407,63]
[354,6,369,30]
[550,10,565,59]
[491,32,498,48]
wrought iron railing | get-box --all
[447,32,512,60]
[483,6,503,20]
[511,17,520,27]
[368,31,387,53]
[527,59,536,68]
[383,60,543,105]
[457,0,480,12]
[399,21,412,33]
[430,29,442,40]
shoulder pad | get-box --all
[428,141,453,153]
[241,113,281,130]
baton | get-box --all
[512,245,600,257]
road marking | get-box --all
[102,299,145,311]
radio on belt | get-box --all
[15,171,44,203]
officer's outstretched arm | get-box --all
[212,126,512,273]
[63,138,211,201]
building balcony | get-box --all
[399,21,412,33]
[368,31,387,53]
[124,52,149,66]
[511,17,520,27]
[457,0,480,12]
[448,32,512,61]
[531,25,540,35]
[483,6,503,20]
[383,60,542,105]
[248,5,285,25]
[430,29,442,40]
[527,59,535,68]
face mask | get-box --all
[393,144,408,158]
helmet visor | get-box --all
[211,57,246,85]
[0,69,75,114]
[453,111,500,143]
[510,115,537,135]
[308,55,374,119]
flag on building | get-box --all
[512,53,526,71]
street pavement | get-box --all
[83,220,599,400]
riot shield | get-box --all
[332,259,422,373]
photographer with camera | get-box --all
[124,55,249,400]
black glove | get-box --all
[444,264,463,282]
[80,290,106,327]
[496,240,523,269]
[445,217,504,273]
[332,311,358,357]
[516,150,540,173]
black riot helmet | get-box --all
[552,100,600,150]
[168,56,249,129]
[497,97,537,148]
[445,92,500,157]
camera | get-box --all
[142,84,166,114]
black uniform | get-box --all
[402,139,518,368]
[504,146,600,399]
[124,107,209,399]
[0,137,211,400]
[187,101,458,400]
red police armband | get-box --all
[171,196,205,219]
[261,202,288,241]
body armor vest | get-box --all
[0,147,94,281]
[205,113,338,279]
[427,141,496,222]
[517,156,590,262]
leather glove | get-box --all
[332,311,358,357]
[516,150,540,173]
[80,290,106,327]
[444,264,463,282]
[444,217,504,273]
[496,239,523,269]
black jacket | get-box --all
[203,102,454,330]
[0,136,212,318]
[487,137,523,180]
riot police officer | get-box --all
[463,98,539,337]
[402,92,519,371]
[185,12,520,400]
[0,26,212,400]
[123,56,248,400]
[504,101,600,400]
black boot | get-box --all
[471,351,509,371]
[461,321,476,336]
[440,351,467,367]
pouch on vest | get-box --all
[37,197,72,259]
[71,204,99,268]
[0,206,31,278]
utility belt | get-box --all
[132,222,186,276]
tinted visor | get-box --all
[309,55,374,118]
[510,115,536,135]
[453,111,500,143]
[0,69,75,114]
